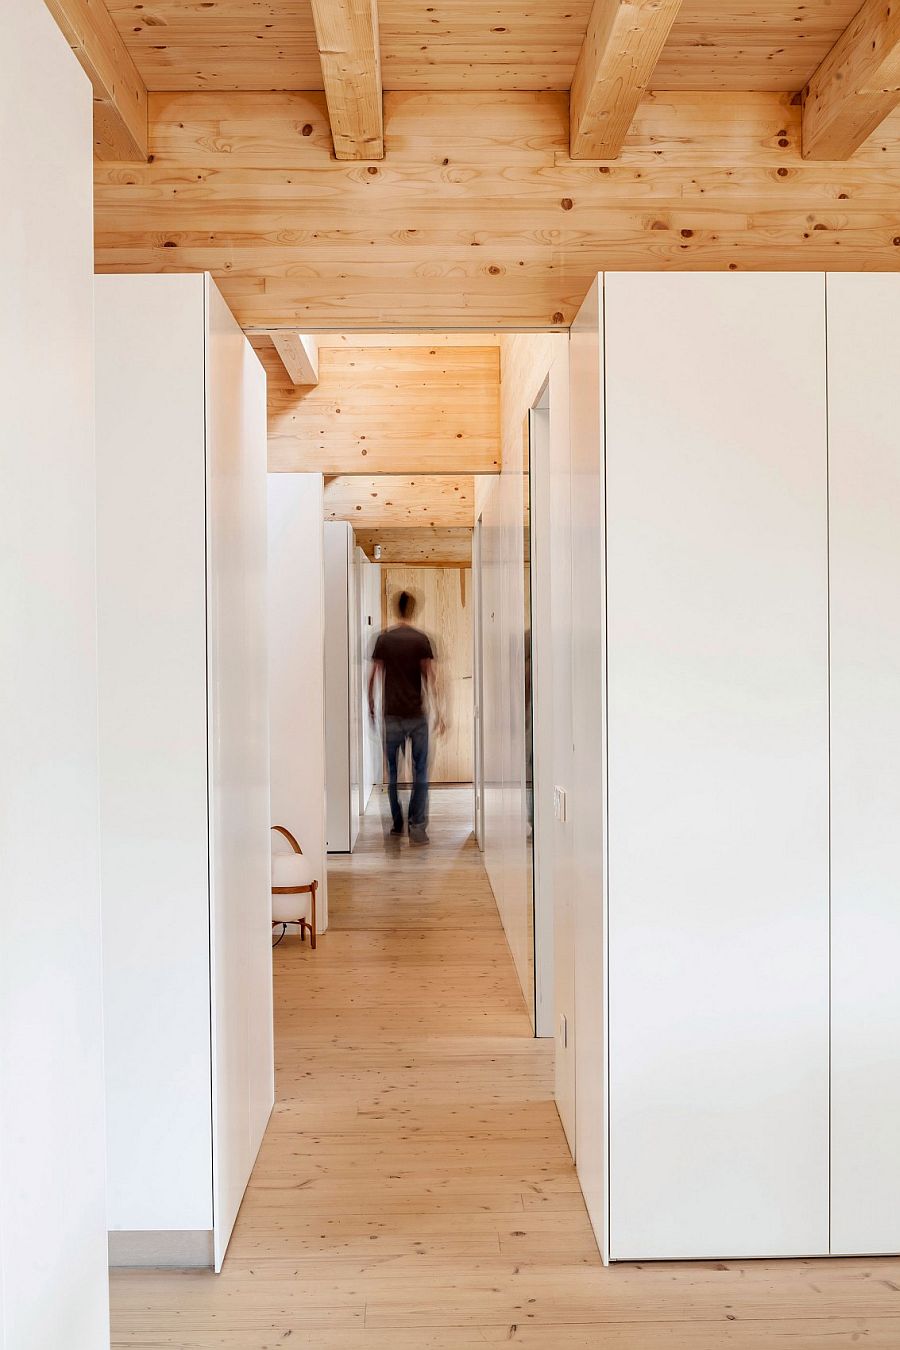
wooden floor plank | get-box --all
[110,788,900,1349]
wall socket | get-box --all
[553,786,567,822]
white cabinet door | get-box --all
[205,279,273,1270]
[828,273,900,1256]
[604,273,830,1259]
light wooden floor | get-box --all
[111,788,900,1348]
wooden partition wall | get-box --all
[381,566,474,785]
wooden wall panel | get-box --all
[356,528,472,567]
[263,343,500,474]
[381,566,474,784]
[324,476,474,527]
[95,90,900,329]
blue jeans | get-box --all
[384,715,430,830]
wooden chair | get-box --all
[271,825,318,949]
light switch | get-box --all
[559,1013,568,1049]
[553,786,567,822]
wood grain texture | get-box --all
[324,476,474,527]
[357,528,473,566]
[263,344,500,474]
[382,567,474,783]
[803,0,900,160]
[270,330,318,384]
[309,0,383,159]
[570,0,684,159]
[43,0,148,159]
[94,90,900,329]
[656,0,862,90]
[105,1,861,94]
[109,789,900,1347]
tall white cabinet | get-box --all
[95,274,274,1270]
[567,271,900,1263]
[828,273,900,1256]
[324,521,361,852]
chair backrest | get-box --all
[271,824,302,854]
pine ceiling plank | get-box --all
[94,90,900,329]
[802,0,900,160]
[655,2,863,92]
[266,346,500,475]
[324,477,475,528]
[309,0,384,160]
[355,528,473,567]
[44,0,148,159]
[570,0,683,159]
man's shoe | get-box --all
[389,824,404,837]
[409,825,430,845]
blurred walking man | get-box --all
[368,590,443,845]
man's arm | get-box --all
[422,657,446,736]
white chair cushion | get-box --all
[271,851,316,889]
[272,889,312,924]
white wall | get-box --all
[0,2,109,1345]
[828,273,900,1256]
[476,470,533,1020]
[546,348,576,1155]
[477,334,567,1034]
[568,280,609,1259]
[324,522,360,852]
[268,473,329,930]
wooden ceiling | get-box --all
[50,0,900,328]
[107,2,862,94]
[260,340,500,474]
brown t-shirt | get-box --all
[372,624,434,718]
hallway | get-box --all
[110,791,900,1348]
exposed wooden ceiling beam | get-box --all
[802,0,900,160]
[309,0,384,161]
[44,0,148,160]
[324,476,474,528]
[570,0,683,159]
[269,332,319,386]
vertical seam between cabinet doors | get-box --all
[202,277,217,1236]
[601,275,612,1260]
[824,275,833,1256]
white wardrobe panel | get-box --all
[96,276,214,1232]
[604,273,830,1259]
[0,4,109,1343]
[206,281,274,1269]
[569,279,609,1260]
[268,473,329,930]
[828,273,900,1256]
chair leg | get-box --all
[310,881,318,950]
